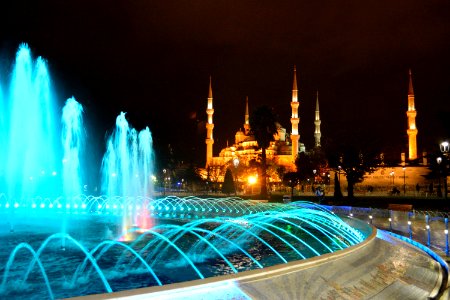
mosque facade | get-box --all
[202,67,437,194]
[203,67,313,185]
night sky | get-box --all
[2,0,450,165]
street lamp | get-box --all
[437,157,443,198]
[441,141,449,199]
[248,175,257,195]
[403,167,406,195]
[233,157,239,195]
[162,169,167,196]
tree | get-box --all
[221,168,235,195]
[327,144,380,199]
[182,164,204,192]
[206,165,224,192]
[295,152,314,183]
[283,172,301,198]
[326,130,381,199]
[334,172,343,199]
[250,105,278,199]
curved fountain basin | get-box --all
[73,218,445,300]
[0,199,367,299]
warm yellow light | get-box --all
[248,176,257,185]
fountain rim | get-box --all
[70,218,378,300]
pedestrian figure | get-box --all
[315,187,324,204]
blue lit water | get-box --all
[0,44,368,299]
[0,204,365,299]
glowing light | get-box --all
[40,203,45,208]
[14,203,19,208]
[248,176,257,185]
[52,171,57,176]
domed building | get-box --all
[203,67,313,189]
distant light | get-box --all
[41,170,45,175]
[98,204,102,209]
[5,203,10,208]
[426,225,430,230]
[407,221,411,225]
[57,204,62,209]
[29,176,33,181]
[32,204,37,208]
[14,203,19,208]
[112,172,117,177]
[81,204,87,209]
[49,204,53,208]
[446,229,449,235]
[52,171,57,176]
[74,204,79,209]
[40,203,45,208]
[66,204,71,209]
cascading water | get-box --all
[62,97,84,201]
[4,44,60,201]
[0,44,369,300]
[101,112,154,235]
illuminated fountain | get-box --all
[0,45,369,299]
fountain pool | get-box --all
[0,198,367,299]
[0,44,368,299]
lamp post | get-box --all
[403,167,406,195]
[437,157,443,198]
[233,157,239,195]
[441,141,449,199]
[162,169,167,196]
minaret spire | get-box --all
[205,76,215,167]
[314,90,321,148]
[406,69,418,160]
[244,96,250,135]
[290,65,300,162]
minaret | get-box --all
[314,90,321,148]
[406,69,418,160]
[205,77,214,167]
[290,66,300,161]
[244,96,250,135]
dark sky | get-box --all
[2,0,450,164]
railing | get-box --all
[322,205,450,257]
